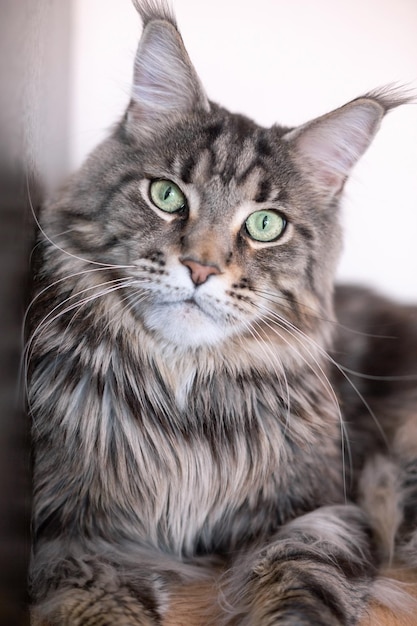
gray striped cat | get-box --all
[28,1,417,624]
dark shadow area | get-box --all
[0,167,37,626]
[0,0,71,622]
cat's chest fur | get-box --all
[32,320,343,557]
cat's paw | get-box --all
[222,507,375,626]
[31,586,158,626]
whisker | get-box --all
[253,288,399,340]
[253,292,405,473]
[50,285,150,384]
[26,277,133,353]
[28,227,85,266]
[253,294,412,501]
[98,289,151,341]
[255,306,341,411]
[23,266,135,344]
[238,319,292,431]
[26,173,134,270]
[24,278,142,398]
[26,279,144,422]
[20,270,135,410]
[253,293,391,450]
[258,308,352,500]
[275,312,389,452]
[337,365,417,382]
[250,301,351,499]
[249,320,292,435]
[54,282,142,351]
[251,287,334,329]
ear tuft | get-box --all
[128,1,209,139]
[283,87,412,200]
[361,84,415,112]
[132,0,177,28]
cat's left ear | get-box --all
[127,1,210,139]
[283,90,409,201]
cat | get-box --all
[27,1,417,624]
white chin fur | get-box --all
[144,301,232,349]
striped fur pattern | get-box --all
[28,1,417,624]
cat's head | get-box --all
[43,0,408,356]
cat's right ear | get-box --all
[282,89,411,202]
[282,98,385,202]
[126,1,210,139]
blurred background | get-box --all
[0,1,71,623]
[0,0,416,624]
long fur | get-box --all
[27,1,417,624]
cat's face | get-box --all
[42,2,401,355]
[120,119,337,349]
[52,109,341,353]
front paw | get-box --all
[221,506,375,626]
[32,586,158,626]
[223,571,348,626]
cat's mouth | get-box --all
[156,296,201,311]
[184,297,199,307]
[141,294,232,349]
[173,292,232,324]
[174,297,211,318]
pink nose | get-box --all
[180,258,221,286]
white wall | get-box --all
[71,0,417,302]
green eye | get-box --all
[149,179,186,213]
[245,210,286,242]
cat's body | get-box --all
[28,2,417,625]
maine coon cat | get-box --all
[28,1,417,624]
